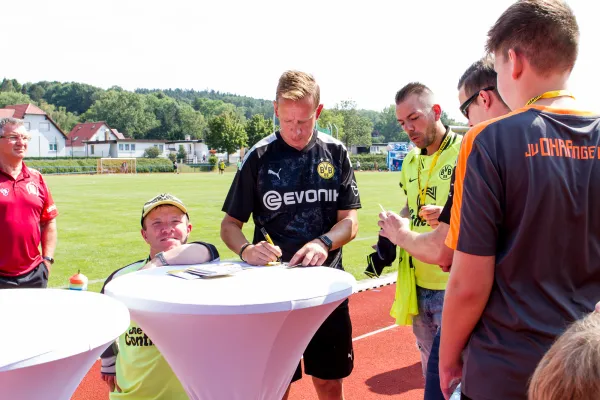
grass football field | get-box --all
[45,171,406,292]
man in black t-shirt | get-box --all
[221,70,361,400]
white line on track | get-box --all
[352,324,397,342]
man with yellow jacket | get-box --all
[390,82,462,377]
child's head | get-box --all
[529,311,600,400]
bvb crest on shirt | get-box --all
[317,160,335,180]
[439,164,453,180]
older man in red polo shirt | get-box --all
[0,117,58,288]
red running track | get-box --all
[72,284,424,400]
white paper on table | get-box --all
[186,263,244,276]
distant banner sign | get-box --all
[387,142,409,171]
[387,142,409,152]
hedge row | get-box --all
[25,157,96,161]
[349,154,387,163]
[25,155,396,173]
[349,154,389,171]
[25,158,173,175]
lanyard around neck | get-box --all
[417,132,452,211]
[526,90,575,106]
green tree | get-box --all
[138,88,274,120]
[28,84,46,102]
[10,79,22,93]
[146,94,206,140]
[178,104,206,139]
[193,98,238,120]
[168,153,177,163]
[38,102,80,133]
[0,78,16,92]
[245,114,274,149]
[43,82,103,115]
[357,109,379,126]
[208,154,218,168]
[83,91,160,138]
[316,109,345,139]
[337,100,373,149]
[0,91,32,108]
[145,94,180,140]
[373,105,409,143]
[441,111,466,127]
[177,145,188,162]
[206,112,247,162]
[143,146,160,158]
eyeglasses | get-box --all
[0,135,32,143]
[459,86,496,118]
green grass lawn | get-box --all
[45,171,406,292]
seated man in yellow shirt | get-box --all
[100,193,219,399]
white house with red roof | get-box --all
[67,122,124,157]
[68,121,173,158]
[0,104,68,157]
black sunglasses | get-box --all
[459,86,496,118]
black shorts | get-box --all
[0,262,49,289]
[292,299,353,382]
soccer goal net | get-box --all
[97,158,137,174]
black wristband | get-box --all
[42,256,55,264]
[239,243,252,262]
[317,235,333,251]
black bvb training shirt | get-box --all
[222,130,361,269]
[447,105,600,399]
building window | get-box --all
[39,122,50,131]
[91,145,95,155]
[119,144,123,150]
[125,144,130,150]
[131,144,136,151]
[49,143,57,151]
[159,144,164,152]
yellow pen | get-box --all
[260,227,281,263]
[260,227,275,245]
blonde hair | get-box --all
[275,70,320,108]
[528,312,600,400]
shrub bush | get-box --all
[143,147,160,158]
[350,154,389,170]
[25,158,173,174]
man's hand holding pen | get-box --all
[240,241,282,266]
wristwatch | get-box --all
[43,256,55,264]
[317,235,333,251]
